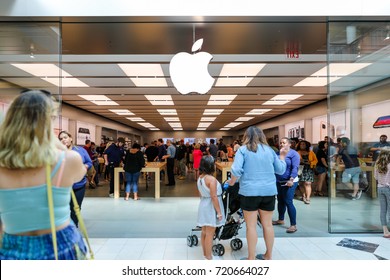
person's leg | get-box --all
[378,187,390,236]
[258,209,274,260]
[316,172,326,195]
[109,164,115,195]
[133,172,141,200]
[201,227,206,258]
[243,210,259,260]
[285,182,298,229]
[304,181,312,203]
[276,183,286,222]
[124,172,131,200]
[204,226,216,260]
[70,186,86,227]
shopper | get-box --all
[103,137,125,197]
[123,143,145,201]
[197,155,225,260]
[374,147,390,238]
[0,90,87,259]
[58,131,92,227]
[273,137,300,233]
[227,126,287,260]
[297,140,318,204]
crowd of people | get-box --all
[0,89,389,260]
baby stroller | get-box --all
[187,181,244,257]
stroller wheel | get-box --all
[191,235,198,246]
[237,239,243,250]
[212,245,219,256]
[230,238,240,251]
[187,236,194,247]
[217,244,225,256]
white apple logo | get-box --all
[169,39,214,95]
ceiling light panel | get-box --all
[109,109,134,115]
[168,122,182,128]
[207,95,237,105]
[262,94,302,105]
[126,117,145,122]
[198,122,211,127]
[12,63,89,87]
[157,109,177,115]
[118,64,168,87]
[224,122,243,128]
[203,109,224,115]
[312,63,372,77]
[294,77,340,87]
[197,128,207,130]
[219,64,266,76]
[164,117,180,122]
[145,95,174,105]
[216,63,266,87]
[78,95,118,106]
[149,128,160,130]
[137,122,155,128]
[200,117,216,121]
[220,127,231,130]
[235,117,254,122]
[246,109,272,115]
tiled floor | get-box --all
[82,172,389,260]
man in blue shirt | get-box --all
[103,137,125,197]
[370,135,390,161]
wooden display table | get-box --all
[329,164,377,198]
[114,162,167,199]
[215,161,233,183]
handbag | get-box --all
[46,162,95,260]
[298,165,304,176]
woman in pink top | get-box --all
[193,143,204,180]
[374,147,390,238]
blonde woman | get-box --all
[374,147,390,238]
[0,90,86,259]
[227,126,287,260]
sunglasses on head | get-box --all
[20,89,52,96]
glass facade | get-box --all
[0,18,389,234]
[328,20,390,232]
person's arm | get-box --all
[207,177,223,221]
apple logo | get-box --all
[169,38,214,95]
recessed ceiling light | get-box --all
[137,122,155,128]
[197,128,207,130]
[126,117,145,122]
[78,95,118,106]
[262,94,302,105]
[168,122,182,128]
[224,122,242,128]
[109,109,134,115]
[145,95,174,105]
[198,122,211,128]
[157,109,177,115]
[200,117,216,121]
[12,63,89,87]
[220,127,231,130]
[216,63,266,87]
[173,128,183,130]
[203,109,224,115]
[293,63,371,87]
[149,128,160,130]
[207,95,237,105]
[235,117,254,122]
[118,64,168,87]
[164,117,180,121]
[246,109,272,115]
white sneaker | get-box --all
[108,193,114,198]
[356,190,363,199]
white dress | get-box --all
[197,176,226,227]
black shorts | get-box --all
[239,195,276,211]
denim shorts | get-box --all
[342,166,361,184]
[316,165,327,174]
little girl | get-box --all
[197,155,226,260]
[374,147,390,238]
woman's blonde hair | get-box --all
[242,126,267,152]
[375,147,390,174]
[0,90,63,169]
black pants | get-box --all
[70,186,86,227]
[167,158,175,185]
